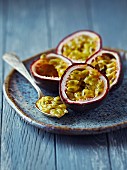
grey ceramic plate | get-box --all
[3,48,127,135]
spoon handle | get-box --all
[3,52,43,98]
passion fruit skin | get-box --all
[30,53,72,93]
[60,95,107,113]
[31,69,59,93]
[59,64,109,112]
[56,30,102,63]
[86,49,124,91]
[110,50,124,91]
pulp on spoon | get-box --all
[3,52,68,118]
[36,96,68,118]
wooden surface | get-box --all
[1,0,127,170]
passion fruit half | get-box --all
[86,49,123,90]
[60,64,109,112]
[30,53,72,93]
[56,30,102,63]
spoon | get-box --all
[3,52,68,118]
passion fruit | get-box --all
[86,49,123,90]
[36,96,68,118]
[30,53,72,93]
[56,30,102,63]
[60,64,109,112]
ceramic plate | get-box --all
[3,48,127,135]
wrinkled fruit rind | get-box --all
[30,31,123,117]
[30,53,72,93]
[60,63,109,112]
[86,49,123,90]
[56,30,102,63]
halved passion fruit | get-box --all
[30,53,72,92]
[56,30,102,63]
[60,64,109,112]
[86,49,123,90]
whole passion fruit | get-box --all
[86,49,123,90]
[30,53,72,93]
[56,30,102,63]
[60,64,109,112]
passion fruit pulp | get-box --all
[36,96,68,118]
[56,30,102,63]
[86,49,123,90]
[30,53,72,93]
[60,64,109,112]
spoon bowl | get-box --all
[3,52,67,118]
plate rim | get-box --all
[3,47,127,135]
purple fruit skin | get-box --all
[59,63,109,112]
[86,48,124,91]
[56,30,102,59]
[30,54,72,94]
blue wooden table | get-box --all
[1,0,127,169]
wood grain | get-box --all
[108,129,127,170]
[1,0,55,170]
[91,0,127,169]
[0,0,3,125]
[90,0,127,49]
[5,0,49,58]
[49,0,90,47]
[1,0,127,170]
[55,134,110,170]
[49,0,110,170]
[0,0,4,168]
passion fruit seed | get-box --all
[66,68,104,101]
[90,54,117,86]
[39,54,69,77]
[36,96,68,118]
[62,35,97,61]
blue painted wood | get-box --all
[0,0,4,167]
[1,0,127,170]
[108,129,127,170]
[5,0,49,58]
[90,0,127,49]
[49,0,110,170]
[49,0,91,47]
[1,0,56,170]
[91,0,127,169]
[0,0,3,123]
[56,134,110,170]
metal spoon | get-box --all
[3,52,67,118]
